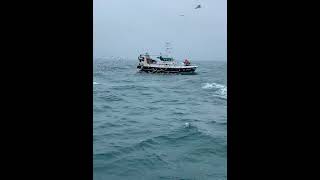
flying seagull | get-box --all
[195,4,201,9]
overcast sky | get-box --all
[94,0,226,61]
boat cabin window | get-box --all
[157,56,173,61]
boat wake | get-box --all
[202,83,227,99]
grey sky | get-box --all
[94,0,227,61]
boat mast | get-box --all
[165,42,172,57]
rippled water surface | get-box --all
[93,59,227,180]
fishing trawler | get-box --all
[137,53,197,73]
[137,42,198,73]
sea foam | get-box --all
[202,82,227,99]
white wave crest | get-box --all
[202,83,227,99]
[93,81,100,85]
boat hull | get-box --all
[137,65,197,74]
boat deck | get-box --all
[146,64,198,69]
